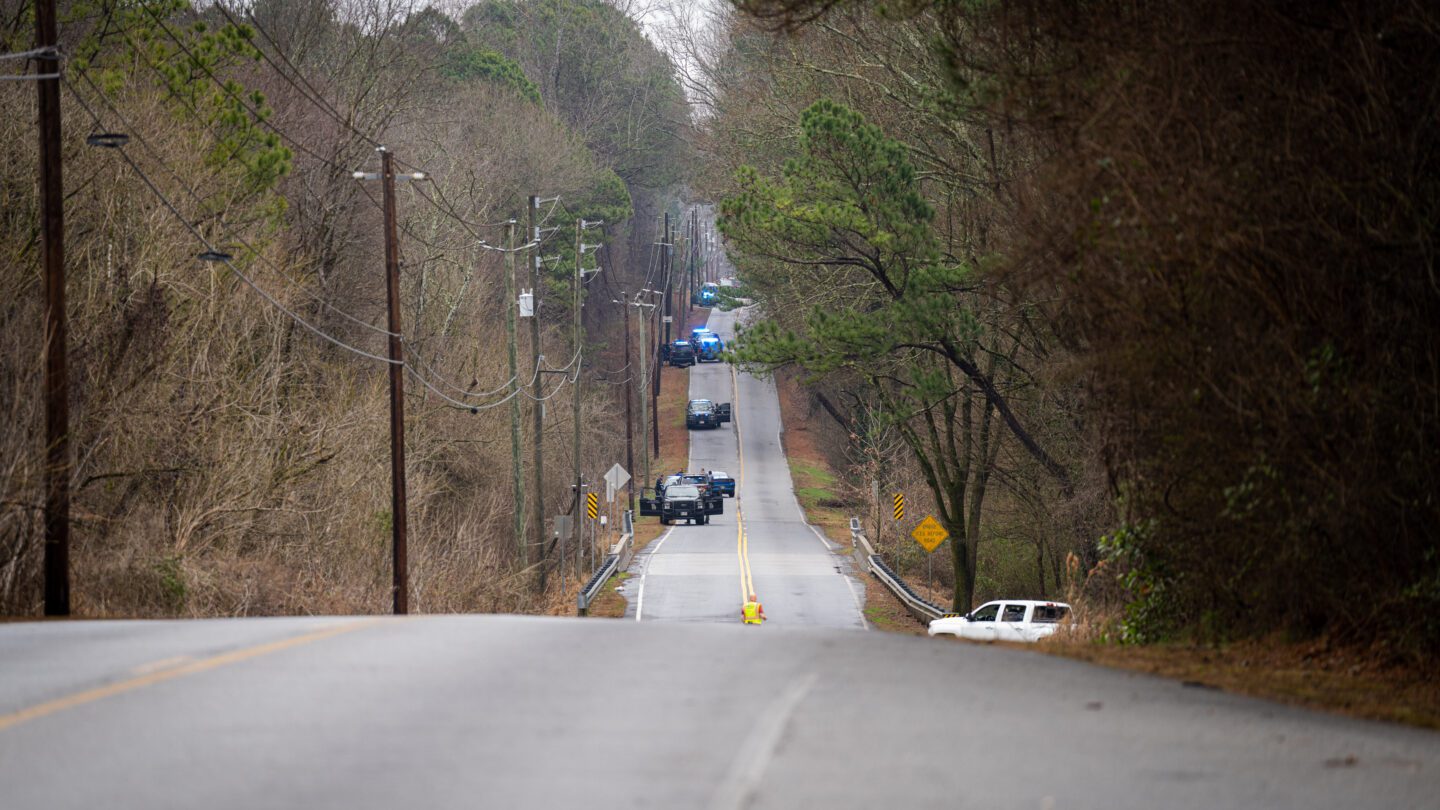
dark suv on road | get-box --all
[664,340,695,368]
[685,398,731,429]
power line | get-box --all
[87,6,580,413]
[0,45,57,61]
[97,14,535,401]
[101,137,401,366]
[68,72,397,339]
[131,4,381,180]
[73,81,531,403]
[215,3,524,245]
[215,3,369,146]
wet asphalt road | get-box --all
[623,306,867,629]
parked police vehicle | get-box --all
[694,332,724,363]
[686,398,731,429]
[639,477,723,525]
[693,282,720,307]
[663,339,695,368]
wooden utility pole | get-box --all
[572,219,584,579]
[37,0,69,616]
[635,299,652,492]
[650,295,660,458]
[661,211,672,345]
[527,196,544,567]
[652,216,668,459]
[379,147,409,615]
[622,296,636,516]
[505,218,524,563]
[687,208,697,315]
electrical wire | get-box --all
[100,8,543,403]
[133,4,380,180]
[68,72,397,338]
[89,5,594,410]
[223,1,530,247]
[214,3,369,146]
[101,139,401,366]
[72,78,540,410]
[0,46,57,61]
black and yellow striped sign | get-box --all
[893,493,904,522]
[586,492,599,520]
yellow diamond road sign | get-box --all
[911,515,948,553]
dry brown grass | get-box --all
[0,69,650,619]
[1040,635,1440,730]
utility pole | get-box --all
[380,148,408,615]
[572,219,584,580]
[36,0,69,615]
[355,147,423,615]
[621,296,636,516]
[662,211,672,345]
[687,208,697,315]
[527,196,545,568]
[651,297,660,458]
[573,218,603,577]
[633,297,655,492]
[505,217,524,564]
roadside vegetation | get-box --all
[1,0,691,616]
[696,0,1440,674]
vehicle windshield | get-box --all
[711,471,730,479]
[1031,605,1070,623]
[667,485,700,498]
[969,603,1000,622]
[687,400,712,413]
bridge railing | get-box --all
[578,510,635,615]
[849,517,946,625]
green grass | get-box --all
[863,605,912,632]
[789,459,840,510]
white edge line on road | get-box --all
[635,527,677,621]
[708,672,820,810]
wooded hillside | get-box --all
[709,0,1439,658]
[1,0,690,615]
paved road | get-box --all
[4,615,1438,809]
[623,307,867,629]
[5,217,1438,807]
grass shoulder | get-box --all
[584,571,632,618]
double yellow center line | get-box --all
[733,363,755,601]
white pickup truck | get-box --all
[927,600,1072,642]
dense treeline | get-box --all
[1,0,689,615]
[710,0,1439,656]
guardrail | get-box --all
[577,510,635,615]
[849,516,946,624]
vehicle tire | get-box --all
[661,516,669,525]
[699,515,709,525]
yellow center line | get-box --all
[129,654,192,676]
[733,363,754,602]
[0,618,383,733]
